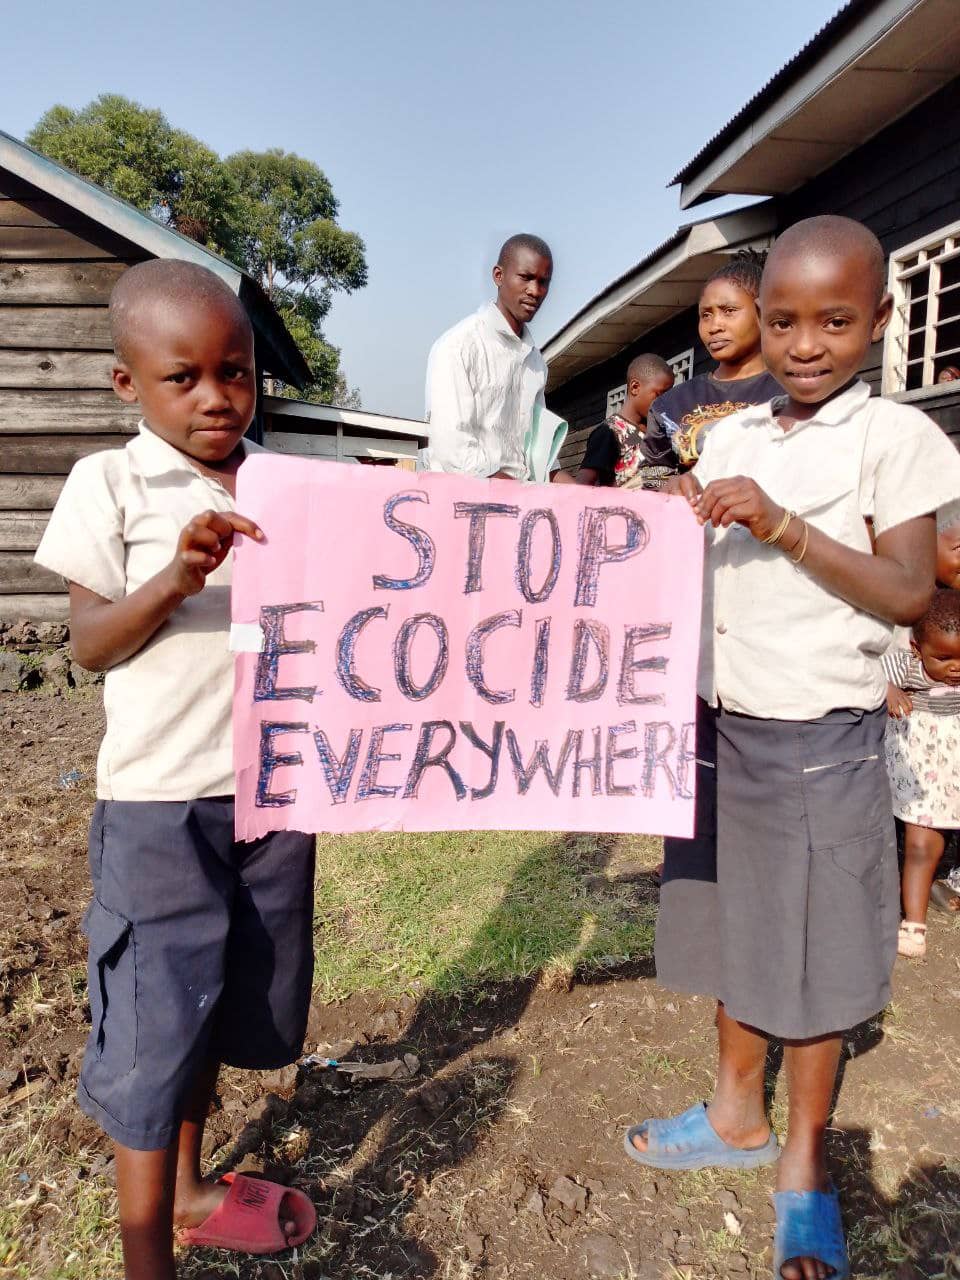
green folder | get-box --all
[525,401,568,484]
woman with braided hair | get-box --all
[645,250,782,886]
[645,249,782,470]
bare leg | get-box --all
[777,1033,843,1280]
[172,1058,230,1229]
[901,824,945,924]
[632,1002,770,1151]
[172,1057,298,1239]
[110,1064,225,1279]
[113,1061,225,1277]
[114,1142,178,1280]
[706,1002,770,1146]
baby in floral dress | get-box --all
[883,586,960,956]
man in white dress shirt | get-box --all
[425,234,553,480]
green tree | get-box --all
[223,149,367,403]
[28,94,240,255]
[27,99,368,404]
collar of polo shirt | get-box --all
[740,380,871,436]
[130,419,260,479]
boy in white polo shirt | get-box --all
[35,260,317,1279]
[625,217,960,1279]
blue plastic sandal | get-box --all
[773,1186,849,1279]
[623,1101,780,1170]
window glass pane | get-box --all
[935,316,960,356]
[907,328,926,361]
[907,294,928,328]
[941,255,960,290]
[934,357,960,381]
[939,286,960,324]
[909,266,929,298]
[905,359,924,391]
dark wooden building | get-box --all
[0,129,311,622]
[545,0,960,470]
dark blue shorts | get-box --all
[79,798,315,1151]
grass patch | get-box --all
[0,1135,123,1280]
[313,829,658,1000]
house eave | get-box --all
[264,395,429,445]
[675,0,960,209]
[0,128,312,387]
[0,129,243,289]
[542,202,777,394]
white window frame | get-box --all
[667,347,694,384]
[605,383,627,416]
[883,219,960,396]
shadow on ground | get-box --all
[184,838,960,1280]
[193,833,638,1277]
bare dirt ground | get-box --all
[1,688,959,1279]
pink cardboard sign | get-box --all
[232,455,703,840]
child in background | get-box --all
[645,249,781,468]
[34,261,317,1280]
[570,353,675,488]
[884,588,960,955]
[630,217,960,1280]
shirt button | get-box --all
[716,622,727,634]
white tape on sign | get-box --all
[229,622,264,653]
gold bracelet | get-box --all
[763,508,795,545]
[782,515,804,556]
[789,519,810,565]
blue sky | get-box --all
[5,0,842,418]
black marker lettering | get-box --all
[574,507,648,607]
[254,603,322,703]
[617,623,671,705]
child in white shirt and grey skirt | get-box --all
[883,586,960,956]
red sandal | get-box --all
[178,1172,316,1254]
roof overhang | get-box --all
[675,0,960,209]
[0,129,311,388]
[543,202,776,393]
[264,395,429,445]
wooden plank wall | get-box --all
[0,172,144,621]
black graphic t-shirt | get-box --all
[646,371,783,467]
[580,414,675,488]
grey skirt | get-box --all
[655,703,898,1040]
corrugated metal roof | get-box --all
[670,0,880,188]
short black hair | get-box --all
[914,587,960,640]
[703,248,767,300]
[110,259,251,364]
[626,353,673,385]
[497,233,553,268]
[764,216,887,305]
